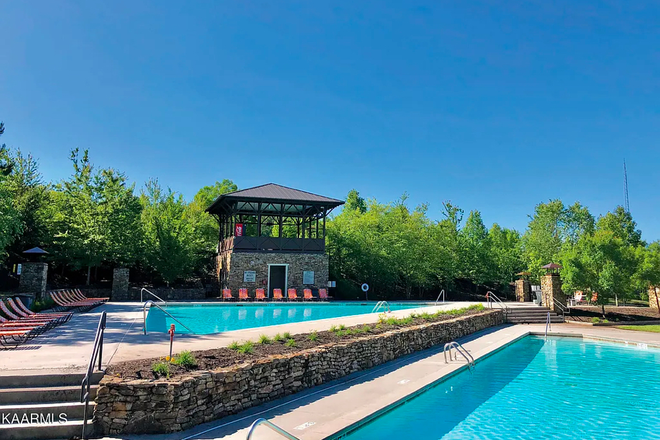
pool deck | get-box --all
[95,322,660,440]
[0,301,481,373]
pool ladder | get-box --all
[444,341,475,370]
[372,301,391,313]
[246,418,299,440]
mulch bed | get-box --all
[108,307,488,380]
[567,306,660,323]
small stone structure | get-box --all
[18,262,48,299]
[649,286,660,312]
[515,279,531,302]
[541,273,566,312]
[218,252,329,294]
[94,310,503,435]
[112,268,130,300]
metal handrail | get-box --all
[371,300,391,313]
[143,300,194,335]
[141,287,166,303]
[246,418,299,440]
[80,311,106,439]
[435,289,446,303]
[486,291,508,318]
[553,298,567,318]
[545,312,552,339]
[443,341,475,370]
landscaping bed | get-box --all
[567,306,660,323]
[108,304,487,380]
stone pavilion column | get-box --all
[112,268,130,301]
[541,272,566,312]
[515,279,531,302]
[649,286,660,313]
[19,262,48,300]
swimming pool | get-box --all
[145,302,433,334]
[339,336,660,439]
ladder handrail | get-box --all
[80,311,106,439]
[545,312,552,339]
[143,300,194,335]
[246,418,299,440]
[141,287,166,303]
[552,297,567,317]
[435,289,446,303]
[486,291,508,317]
[371,300,391,313]
[443,341,475,370]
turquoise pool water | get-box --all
[341,336,660,439]
[145,302,432,334]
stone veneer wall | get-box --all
[515,279,531,302]
[19,262,48,299]
[112,268,130,300]
[541,273,566,311]
[218,251,329,295]
[111,287,205,302]
[649,286,660,312]
[95,310,503,435]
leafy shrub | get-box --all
[238,341,254,354]
[152,361,170,377]
[591,317,601,324]
[258,334,272,344]
[273,333,284,342]
[228,341,240,350]
[329,325,338,332]
[172,350,197,368]
[285,338,296,347]
[361,325,372,333]
[283,332,292,339]
[308,331,319,342]
[338,324,346,331]
[31,297,56,313]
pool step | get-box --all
[0,372,103,439]
[506,306,564,324]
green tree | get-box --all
[141,179,202,285]
[187,179,238,251]
[0,125,22,260]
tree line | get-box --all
[1,122,659,307]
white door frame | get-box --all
[267,264,288,298]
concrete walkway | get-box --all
[0,301,482,373]
[96,322,660,440]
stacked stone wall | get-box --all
[95,310,503,435]
[541,273,566,311]
[19,262,48,299]
[111,287,205,302]
[515,279,531,302]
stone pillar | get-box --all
[515,279,531,302]
[112,268,130,301]
[541,273,566,312]
[19,262,48,299]
[649,286,660,312]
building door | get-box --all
[268,265,287,298]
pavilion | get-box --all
[206,183,344,297]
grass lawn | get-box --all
[616,325,660,333]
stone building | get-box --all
[206,184,344,297]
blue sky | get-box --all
[1,1,659,238]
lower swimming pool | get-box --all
[145,302,433,334]
[340,335,660,439]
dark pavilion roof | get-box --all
[206,183,344,214]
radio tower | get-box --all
[623,160,630,213]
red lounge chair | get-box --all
[0,328,34,348]
[255,288,266,301]
[222,289,233,300]
[73,288,109,303]
[319,289,329,300]
[0,312,50,336]
[239,288,249,301]
[9,298,71,325]
[273,289,284,301]
[303,289,314,301]
[287,289,299,301]
[50,292,93,312]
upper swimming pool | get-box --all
[340,335,660,439]
[145,302,433,334]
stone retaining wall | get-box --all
[94,310,503,435]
